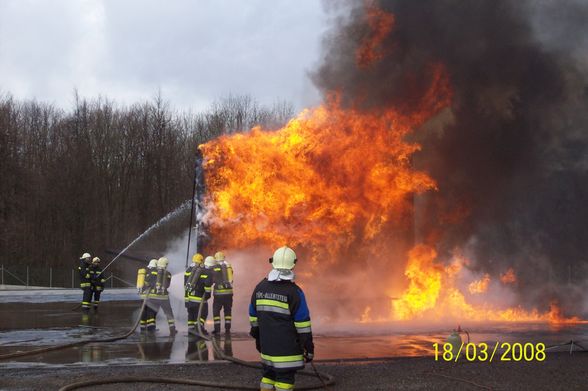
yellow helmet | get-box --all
[204,256,216,267]
[271,246,297,270]
[192,253,204,264]
[214,251,225,261]
[92,257,101,264]
[80,253,91,260]
[157,257,169,268]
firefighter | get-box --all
[139,259,158,332]
[150,257,176,335]
[78,252,93,312]
[185,253,204,332]
[186,256,214,335]
[212,251,234,334]
[89,257,106,312]
[249,246,314,391]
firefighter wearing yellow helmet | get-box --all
[249,246,314,391]
[212,251,234,334]
[185,255,215,335]
[184,253,205,332]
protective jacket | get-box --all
[184,264,204,303]
[89,264,106,291]
[213,262,234,296]
[249,278,314,370]
[78,260,92,289]
[187,266,213,303]
[152,269,172,298]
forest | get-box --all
[0,92,293,272]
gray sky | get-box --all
[0,0,327,112]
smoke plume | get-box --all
[313,0,588,314]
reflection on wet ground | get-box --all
[1,291,587,367]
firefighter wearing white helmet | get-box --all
[249,246,314,391]
[185,256,215,335]
[212,251,234,334]
[145,256,176,335]
[78,252,93,312]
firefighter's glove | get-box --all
[304,352,314,363]
[249,327,261,352]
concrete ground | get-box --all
[1,352,587,390]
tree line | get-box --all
[0,92,294,271]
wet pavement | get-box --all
[1,289,587,368]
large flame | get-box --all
[199,26,582,324]
[200,76,449,256]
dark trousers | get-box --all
[261,365,296,391]
[188,300,209,331]
[142,298,157,331]
[91,289,101,308]
[81,287,93,311]
[212,294,233,332]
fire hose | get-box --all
[58,297,335,391]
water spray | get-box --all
[101,200,192,272]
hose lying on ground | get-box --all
[58,298,335,391]
[0,298,147,361]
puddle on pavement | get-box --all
[1,290,587,367]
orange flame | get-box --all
[199,52,582,324]
[468,274,491,294]
[392,245,583,323]
[500,268,517,284]
[356,2,395,68]
[200,82,448,256]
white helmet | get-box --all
[148,259,158,268]
[80,253,91,260]
[157,257,169,269]
[92,257,101,264]
[271,246,297,270]
[204,256,216,267]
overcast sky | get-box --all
[0,0,328,112]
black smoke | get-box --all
[313,0,588,315]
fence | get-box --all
[0,265,134,289]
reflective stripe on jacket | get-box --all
[249,278,313,369]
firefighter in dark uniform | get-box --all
[151,257,176,335]
[184,253,204,332]
[89,257,106,311]
[78,252,93,312]
[139,259,158,332]
[186,256,214,335]
[249,246,314,391]
[212,251,234,334]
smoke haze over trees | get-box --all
[0,93,293,271]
